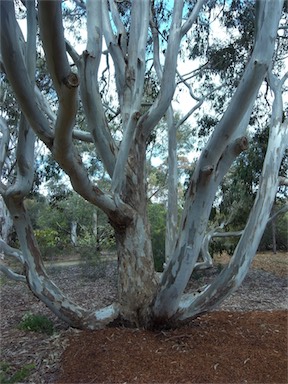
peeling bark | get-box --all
[115,214,158,326]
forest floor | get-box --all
[0,252,287,383]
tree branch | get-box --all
[268,204,288,222]
[78,1,118,178]
[175,85,222,129]
[65,39,81,66]
[0,1,53,147]
[72,130,94,143]
[102,0,126,95]
[165,106,178,262]
[111,1,151,195]
[26,0,37,78]
[34,84,95,145]
[8,116,36,199]
[178,118,288,321]
[86,0,102,70]
[141,0,204,140]
[37,0,120,215]
[4,0,36,200]
[200,1,284,172]
[153,135,249,318]
[108,0,127,56]
[140,1,185,138]
[0,264,26,283]
[38,0,72,95]
[176,29,287,320]
[198,197,288,272]
[2,195,120,328]
[0,117,10,192]
[0,239,24,264]
[181,0,207,37]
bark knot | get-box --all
[201,165,214,175]
[238,136,248,150]
[235,136,249,154]
[63,73,79,89]
[133,111,141,121]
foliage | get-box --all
[34,228,62,257]
[18,312,54,335]
[25,192,115,258]
[0,362,35,384]
[209,237,239,257]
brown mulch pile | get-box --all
[57,311,287,384]
[0,252,287,383]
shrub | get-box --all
[34,228,63,258]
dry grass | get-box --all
[213,251,288,278]
[252,252,288,277]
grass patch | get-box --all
[0,361,35,384]
[0,276,8,286]
[18,312,54,335]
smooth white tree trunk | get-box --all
[0,196,13,245]
[165,107,178,262]
[71,221,78,246]
[152,1,284,320]
[178,115,288,321]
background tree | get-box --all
[0,0,287,329]
[208,126,288,255]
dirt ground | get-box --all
[1,252,288,383]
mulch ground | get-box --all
[55,252,288,384]
[1,252,287,383]
[56,311,287,384]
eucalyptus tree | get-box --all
[198,126,288,257]
[0,0,287,329]
[218,127,287,229]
